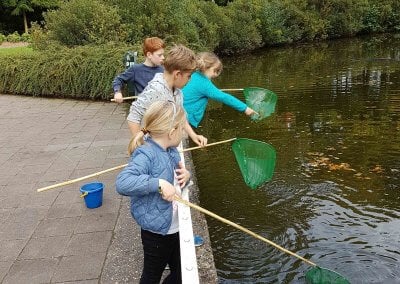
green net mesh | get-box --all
[244,87,277,121]
[232,138,276,189]
[306,266,350,284]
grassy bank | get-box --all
[0,46,34,56]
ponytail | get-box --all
[128,129,147,155]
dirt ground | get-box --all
[0,41,29,48]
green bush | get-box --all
[101,0,209,48]
[44,0,127,46]
[260,0,328,45]
[190,1,223,51]
[39,0,400,54]
[29,22,51,50]
[216,0,263,54]
[6,32,21,42]
[362,1,400,33]
[20,32,31,42]
[0,33,6,44]
[104,0,220,50]
[318,0,368,38]
[0,44,139,99]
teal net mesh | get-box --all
[244,87,277,121]
[306,266,350,284]
[232,138,276,189]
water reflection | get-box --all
[192,34,400,283]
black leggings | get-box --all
[140,229,181,284]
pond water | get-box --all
[191,34,400,283]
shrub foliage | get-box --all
[0,44,139,99]
[36,0,400,54]
[44,0,127,46]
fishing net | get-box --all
[244,87,277,121]
[306,266,350,284]
[232,138,276,189]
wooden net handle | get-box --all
[174,195,317,267]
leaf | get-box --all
[371,165,383,173]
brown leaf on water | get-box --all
[328,162,352,171]
[309,162,320,168]
[328,164,340,170]
[371,165,384,173]
[340,163,353,171]
[307,152,324,156]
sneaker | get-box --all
[194,235,204,247]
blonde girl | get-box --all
[116,101,190,284]
[182,51,256,128]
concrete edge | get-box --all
[182,139,218,284]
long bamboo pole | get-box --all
[36,164,127,192]
[183,138,236,152]
[174,195,317,267]
[110,90,243,101]
[36,138,236,193]
[110,96,137,102]
[111,89,244,101]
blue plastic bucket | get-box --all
[80,182,103,209]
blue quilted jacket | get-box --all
[115,138,181,235]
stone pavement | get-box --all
[0,94,217,283]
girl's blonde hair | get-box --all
[197,52,223,76]
[128,101,186,155]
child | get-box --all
[116,101,190,284]
[127,44,207,146]
[112,37,165,103]
[182,52,256,128]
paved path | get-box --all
[0,95,217,283]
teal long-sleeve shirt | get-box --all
[182,71,247,127]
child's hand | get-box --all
[192,134,208,147]
[244,107,257,116]
[175,161,190,188]
[185,120,207,147]
[159,179,176,202]
[113,92,124,103]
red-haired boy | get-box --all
[112,37,165,103]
